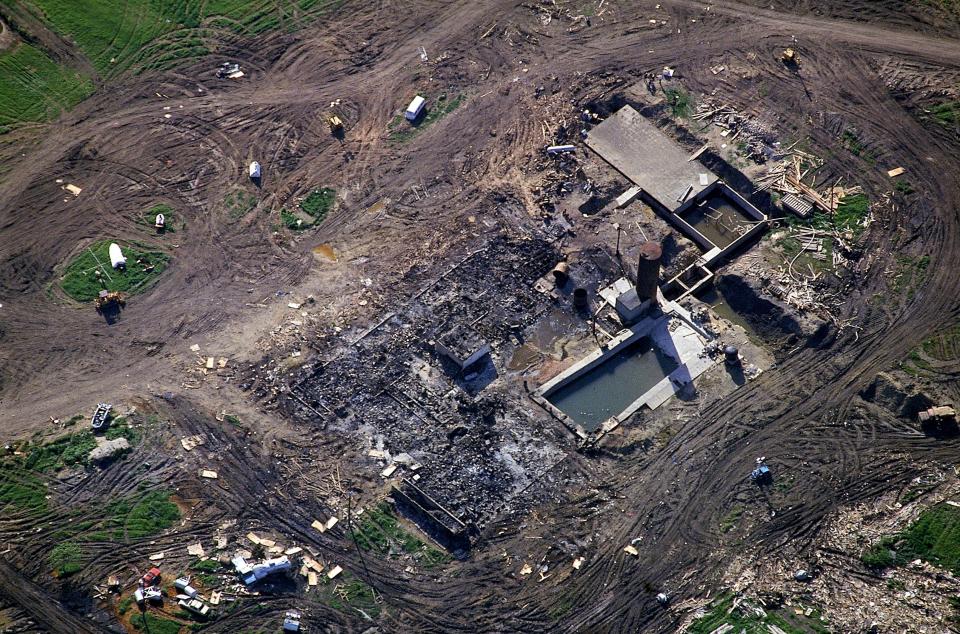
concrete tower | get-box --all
[636,241,662,302]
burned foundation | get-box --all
[280,236,569,547]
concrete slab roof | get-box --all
[585,106,718,212]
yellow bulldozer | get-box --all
[781,48,799,67]
[95,290,125,313]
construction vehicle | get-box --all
[328,114,344,134]
[95,290,125,313]
[781,48,798,67]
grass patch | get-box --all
[388,93,464,143]
[117,596,134,615]
[926,100,959,129]
[895,180,915,195]
[0,42,94,126]
[920,322,960,362]
[24,430,97,472]
[719,506,744,534]
[300,187,336,221]
[28,0,345,77]
[324,574,381,617]
[841,129,877,163]
[834,193,870,232]
[664,87,693,118]
[191,559,220,573]
[892,254,931,301]
[106,490,180,540]
[351,502,450,568]
[60,240,169,302]
[0,467,48,514]
[144,203,180,233]
[104,418,140,445]
[688,593,825,634]
[224,189,258,219]
[862,503,960,574]
[130,612,182,634]
[280,207,308,230]
[49,542,83,576]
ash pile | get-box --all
[279,236,568,546]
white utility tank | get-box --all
[109,243,126,269]
[249,161,261,179]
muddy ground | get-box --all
[2,0,960,632]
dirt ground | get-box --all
[2,0,960,632]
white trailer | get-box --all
[108,243,126,270]
[249,161,261,179]
[405,96,426,121]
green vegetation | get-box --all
[351,503,450,568]
[841,129,876,162]
[0,42,94,126]
[191,559,221,573]
[24,430,97,471]
[144,203,181,233]
[130,612,182,634]
[833,194,870,233]
[104,418,140,445]
[664,87,693,118]
[106,490,180,540]
[325,575,381,617]
[117,596,134,615]
[892,254,931,301]
[224,189,258,218]
[60,240,169,302]
[388,93,464,143]
[49,542,83,576]
[862,503,960,574]
[223,414,242,427]
[0,467,48,513]
[895,180,915,195]
[300,187,336,221]
[689,593,829,634]
[927,100,959,129]
[27,0,344,77]
[719,506,744,534]
[920,322,960,362]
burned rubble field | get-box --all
[271,236,573,537]
[1,0,960,633]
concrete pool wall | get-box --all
[532,302,715,442]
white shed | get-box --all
[249,161,261,179]
[405,96,426,121]
[108,243,126,270]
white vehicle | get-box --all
[155,213,165,229]
[405,95,425,121]
[249,161,261,179]
[178,598,210,617]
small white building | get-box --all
[249,161,261,179]
[405,95,426,121]
[108,243,126,270]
